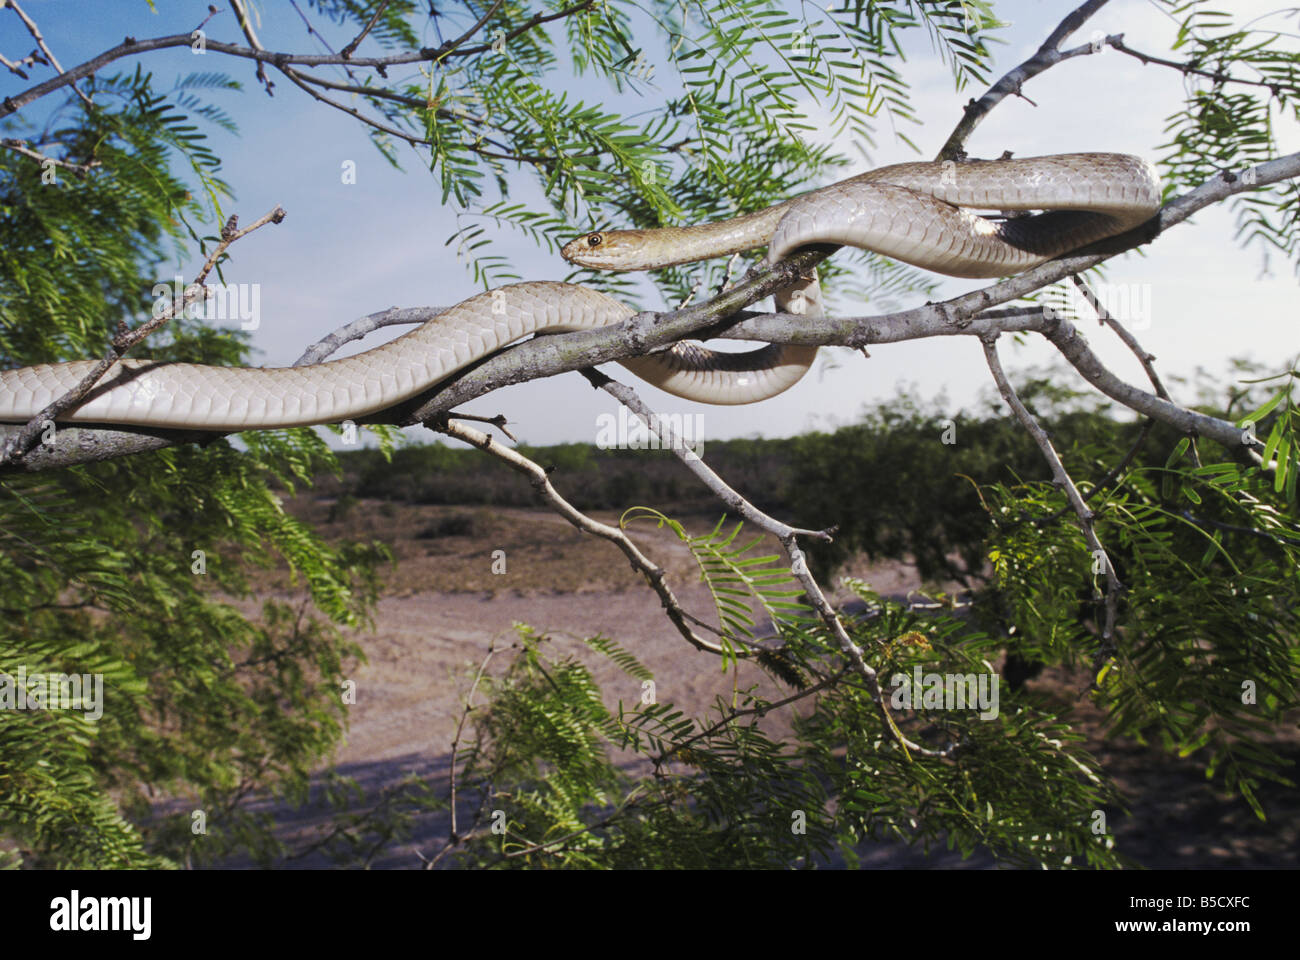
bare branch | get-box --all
[1106,34,1285,93]
[293,306,446,366]
[937,0,1113,161]
[1046,274,1166,511]
[0,137,99,175]
[427,415,732,657]
[583,369,831,543]
[444,635,497,852]
[445,0,595,61]
[341,0,391,60]
[1070,275,1169,402]
[440,410,517,442]
[286,0,369,90]
[437,0,507,62]
[2,0,93,107]
[228,0,274,95]
[229,33,537,161]
[0,49,36,79]
[275,61,430,146]
[581,369,955,760]
[0,0,588,121]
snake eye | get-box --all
[587,233,602,247]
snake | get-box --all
[0,153,1160,430]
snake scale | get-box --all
[0,153,1160,429]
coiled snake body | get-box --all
[0,154,1159,429]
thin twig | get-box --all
[441,410,517,442]
[290,70,508,136]
[583,369,956,760]
[276,63,432,146]
[937,0,1113,160]
[1083,420,1156,502]
[0,49,36,79]
[1178,510,1300,547]
[444,637,497,852]
[656,665,853,768]
[427,414,733,657]
[1070,275,1168,401]
[278,64,549,162]
[435,0,507,63]
[228,0,274,95]
[676,273,705,309]
[341,0,391,59]
[1106,34,1285,94]
[251,36,543,163]
[493,792,668,862]
[445,0,594,62]
[286,0,366,88]
[1057,272,1167,509]
[717,252,742,295]
[0,137,99,175]
[0,1,597,120]
[293,306,446,366]
[3,0,93,107]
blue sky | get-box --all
[5,0,1298,447]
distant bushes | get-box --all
[786,395,1140,583]
[333,382,1196,586]
[341,439,796,514]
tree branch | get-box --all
[0,137,99,175]
[228,0,274,96]
[443,634,497,852]
[0,48,37,80]
[581,369,955,760]
[0,1,599,119]
[1051,274,1167,511]
[438,0,507,61]
[1105,34,1285,94]
[4,154,1296,473]
[655,665,853,770]
[444,0,595,60]
[391,247,835,423]
[2,0,93,108]
[1070,274,1169,403]
[293,306,446,367]
[937,0,1113,161]
[428,414,732,656]
[341,0,391,60]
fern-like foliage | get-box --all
[1152,1,1300,275]
[443,594,1129,869]
[976,415,1300,820]
[622,507,814,661]
[0,65,388,867]
[366,0,1002,306]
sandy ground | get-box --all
[159,499,1298,869]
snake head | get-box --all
[560,230,640,271]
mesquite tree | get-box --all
[0,0,1297,868]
